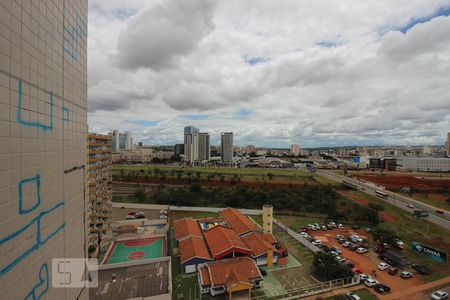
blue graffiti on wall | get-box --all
[64,13,87,61]
[24,263,49,300]
[18,174,41,214]
[17,80,54,130]
[62,107,70,121]
[0,173,65,277]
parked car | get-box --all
[330,222,337,228]
[330,251,338,257]
[365,278,379,287]
[312,240,322,246]
[388,267,398,275]
[336,257,346,264]
[395,239,404,249]
[400,271,413,279]
[321,225,328,231]
[299,232,309,238]
[125,215,135,220]
[430,291,449,300]
[335,234,344,240]
[338,223,344,229]
[331,246,342,254]
[356,247,368,254]
[159,214,168,219]
[378,262,389,271]
[346,292,361,300]
[359,273,369,281]
[375,283,391,293]
[342,241,351,248]
[412,264,430,275]
[349,244,359,251]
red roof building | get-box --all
[220,208,258,236]
[198,257,263,297]
[179,236,213,273]
[173,218,202,242]
[203,225,251,260]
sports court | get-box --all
[103,237,166,264]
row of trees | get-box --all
[125,183,381,225]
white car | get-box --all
[406,203,415,209]
[125,215,135,220]
[400,271,413,279]
[299,232,309,238]
[338,223,344,229]
[365,278,379,287]
[343,241,350,248]
[329,251,338,257]
[430,290,449,300]
[359,273,369,281]
[331,246,342,254]
[312,240,322,246]
[356,247,368,254]
[346,292,361,300]
[378,262,389,271]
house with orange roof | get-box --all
[220,208,258,236]
[198,257,263,298]
[241,232,283,266]
[179,236,213,273]
[203,225,252,260]
[173,218,202,242]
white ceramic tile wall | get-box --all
[0,0,88,299]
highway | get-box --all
[316,170,450,230]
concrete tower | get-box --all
[263,205,273,234]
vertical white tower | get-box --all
[263,205,273,234]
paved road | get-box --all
[316,170,450,230]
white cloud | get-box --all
[88,0,450,147]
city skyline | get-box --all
[87,1,450,147]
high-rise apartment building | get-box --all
[87,133,112,251]
[291,144,301,156]
[221,132,234,162]
[109,130,133,152]
[0,1,88,299]
[185,133,199,163]
[184,126,199,143]
[198,133,211,161]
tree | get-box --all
[267,173,274,180]
[133,188,146,203]
[190,182,202,193]
[372,227,398,247]
[313,252,353,281]
[119,169,125,176]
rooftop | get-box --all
[220,208,258,236]
[179,236,212,264]
[203,225,251,259]
[241,232,277,257]
[173,218,202,241]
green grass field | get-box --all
[402,193,449,210]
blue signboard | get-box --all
[352,156,360,163]
[411,242,447,263]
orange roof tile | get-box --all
[179,236,212,264]
[173,218,202,241]
[199,266,210,286]
[241,232,276,257]
[220,208,258,236]
[200,257,262,289]
[203,225,251,259]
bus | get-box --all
[375,190,388,198]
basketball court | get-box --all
[103,237,166,264]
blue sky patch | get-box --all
[244,55,270,66]
[130,120,160,126]
[399,6,450,33]
[238,109,252,117]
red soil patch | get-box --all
[429,194,448,201]
[354,174,450,192]
[122,238,156,247]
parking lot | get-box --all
[302,224,425,297]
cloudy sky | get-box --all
[87,0,450,148]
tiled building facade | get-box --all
[87,133,112,250]
[0,0,88,299]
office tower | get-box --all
[109,130,132,152]
[185,133,199,163]
[198,133,211,161]
[87,133,112,251]
[221,132,234,162]
[0,1,88,299]
[174,143,185,156]
[184,126,199,143]
[291,144,301,156]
